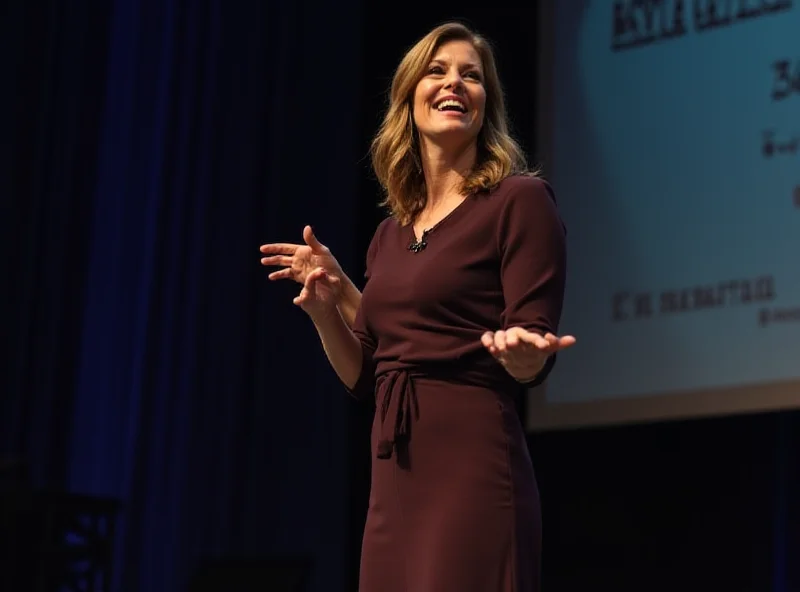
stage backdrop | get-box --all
[1,1,363,592]
[530,0,800,430]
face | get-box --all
[412,40,486,149]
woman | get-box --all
[260,22,574,592]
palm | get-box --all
[291,246,337,285]
[260,225,343,294]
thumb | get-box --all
[303,225,326,252]
[304,266,327,287]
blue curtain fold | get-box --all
[2,0,363,591]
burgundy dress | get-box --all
[348,175,567,592]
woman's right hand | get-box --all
[260,226,344,302]
[293,267,342,322]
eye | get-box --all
[465,71,482,81]
[427,65,444,75]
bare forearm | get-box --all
[336,275,362,329]
[312,308,363,389]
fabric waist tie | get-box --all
[375,370,418,460]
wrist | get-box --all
[512,356,548,383]
[337,275,360,308]
[308,304,343,328]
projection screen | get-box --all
[527,0,800,431]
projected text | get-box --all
[771,59,800,101]
[611,0,794,51]
[612,275,776,321]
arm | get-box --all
[309,306,364,390]
[336,275,362,329]
[338,221,387,398]
[496,177,568,385]
[295,269,374,397]
[301,221,385,399]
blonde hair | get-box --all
[370,22,533,225]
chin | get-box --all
[430,119,474,134]
[429,126,479,145]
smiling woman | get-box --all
[413,41,485,138]
[370,24,529,228]
[260,21,574,592]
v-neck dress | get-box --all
[348,175,567,592]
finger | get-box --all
[268,269,293,281]
[542,333,560,348]
[506,329,520,348]
[259,243,299,255]
[493,330,507,353]
[506,339,535,355]
[260,255,293,267]
[558,335,577,348]
[304,267,328,287]
[543,333,577,350]
[498,328,532,355]
[303,225,326,253]
[481,332,496,354]
[304,267,340,290]
[521,332,550,350]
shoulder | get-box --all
[365,215,398,271]
[486,174,565,246]
[489,174,557,211]
[475,174,560,227]
[369,215,397,247]
[467,174,560,221]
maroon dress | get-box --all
[348,175,566,592]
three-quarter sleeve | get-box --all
[345,220,386,402]
[496,177,567,386]
[348,304,377,402]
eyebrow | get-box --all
[429,58,483,70]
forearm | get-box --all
[336,275,362,329]
[312,308,363,389]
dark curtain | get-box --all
[2,1,363,591]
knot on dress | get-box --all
[375,370,419,460]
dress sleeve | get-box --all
[345,220,384,402]
[496,177,567,386]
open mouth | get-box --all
[433,98,468,113]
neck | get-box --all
[419,139,477,209]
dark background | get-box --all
[2,1,798,591]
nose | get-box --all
[444,69,465,90]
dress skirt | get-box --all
[357,371,541,592]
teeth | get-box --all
[436,99,466,112]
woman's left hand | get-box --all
[481,327,576,383]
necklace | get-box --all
[408,229,431,253]
[407,196,465,253]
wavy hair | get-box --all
[370,22,533,225]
